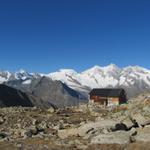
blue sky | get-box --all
[0,0,150,73]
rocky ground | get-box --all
[0,93,150,150]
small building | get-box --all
[89,88,127,106]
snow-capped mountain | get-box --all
[0,69,41,84]
[1,64,150,98]
[0,71,11,83]
[47,64,150,97]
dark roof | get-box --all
[89,88,125,97]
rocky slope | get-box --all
[0,84,33,107]
[0,84,56,108]
[4,77,86,108]
[0,92,149,150]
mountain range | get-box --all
[0,64,150,107]
[47,64,150,98]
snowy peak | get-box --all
[48,69,77,81]
[79,64,121,88]
[0,71,11,83]
[81,65,102,75]
[103,64,121,73]
[14,69,32,80]
[0,70,41,84]
[82,64,121,75]
[48,69,80,91]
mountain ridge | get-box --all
[1,64,150,98]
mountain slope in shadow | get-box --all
[0,84,33,107]
[0,84,56,108]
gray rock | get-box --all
[91,131,131,144]
[0,117,4,124]
[30,127,38,135]
[77,120,116,137]
[131,113,148,126]
[0,133,7,139]
[47,107,55,113]
[135,127,150,142]
[24,130,32,137]
[21,127,38,138]
[58,128,78,139]
[122,117,134,129]
[43,128,57,135]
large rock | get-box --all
[77,120,116,137]
[58,128,78,139]
[57,119,116,139]
[135,127,150,142]
[131,113,149,126]
[0,117,4,124]
[91,130,132,144]
[122,117,134,129]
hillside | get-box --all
[4,77,86,108]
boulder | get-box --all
[43,128,57,135]
[91,131,131,144]
[0,133,7,139]
[47,107,55,113]
[0,117,4,124]
[135,127,150,142]
[131,113,148,126]
[122,117,134,129]
[112,123,128,131]
[58,128,78,139]
[20,126,38,138]
[77,120,116,137]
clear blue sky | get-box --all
[0,0,150,73]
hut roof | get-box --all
[89,88,125,97]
